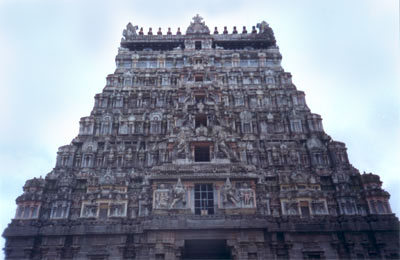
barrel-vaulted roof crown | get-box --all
[186,14,210,35]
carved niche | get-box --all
[153,179,187,210]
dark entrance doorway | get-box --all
[182,239,232,259]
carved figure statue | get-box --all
[125,148,133,162]
[221,178,238,206]
[176,127,191,155]
[123,23,138,40]
[286,201,298,215]
[170,179,186,208]
[195,125,208,136]
[256,21,269,33]
[239,183,254,207]
[83,204,97,217]
[312,201,326,215]
[139,176,151,216]
[213,125,238,161]
[155,190,169,209]
[110,204,124,216]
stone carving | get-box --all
[285,200,299,215]
[123,23,138,40]
[109,203,126,217]
[82,203,97,217]
[213,125,238,161]
[154,184,170,209]
[175,126,192,159]
[311,200,327,215]
[239,183,254,207]
[195,124,208,136]
[154,179,187,210]
[186,14,210,35]
[221,178,239,206]
[256,21,269,33]
[221,179,256,209]
[99,169,116,185]
[139,177,151,217]
[170,178,186,208]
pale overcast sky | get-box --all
[0,0,399,255]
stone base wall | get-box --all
[4,215,399,259]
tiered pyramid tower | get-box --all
[3,15,399,260]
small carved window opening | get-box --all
[312,153,324,165]
[23,206,30,218]
[84,155,91,167]
[99,203,109,219]
[17,204,40,219]
[109,203,126,217]
[117,156,123,167]
[377,200,385,213]
[249,97,258,108]
[195,114,207,128]
[195,95,205,103]
[290,120,303,133]
[304,252,323,259]
[61,156,68,166]
[234,96,244,106]
[195,75,203,82]
[150,120,161,134]
[15,206,24,218]
[74,157,81,167]
[194,146,210,162]
[76,179,87,190]
[300,201,310,217]
[155,253,165,259]
[242,122,252,134]
[96,157,103,167]
[194,183,214,215]
[55,205,62,218]
[195,41,202,50]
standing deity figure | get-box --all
[155,185,170,209]
[239,183,254,207]
[221,178,238,206]
[176,127,191,157]
[170,178,186,208]
[213,125,238,161]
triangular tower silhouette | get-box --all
[3,16,399,260]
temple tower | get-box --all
[3,15,399,260]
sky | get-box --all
[0,0,399,256]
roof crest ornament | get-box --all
[257,21,270,34]
[122,22,138,40]
[186,14,210,35]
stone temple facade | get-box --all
[3,15,399,260]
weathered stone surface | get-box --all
[3,15,399,260]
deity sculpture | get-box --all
[239,183,254,207]
[155,188,169,209]
[221,178,239,206]
[213,125,238,161]
[170,178,186,208]
[176,127,191,158]
[123,23,138,40]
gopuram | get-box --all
[3,15,399,260]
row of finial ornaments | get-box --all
[126,25,260,36]
[122,14,271,40]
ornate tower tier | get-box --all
[3,15,399,260]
